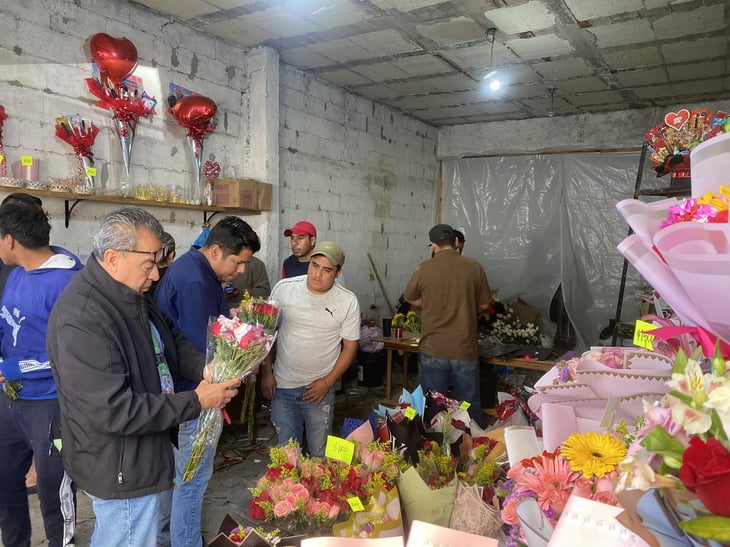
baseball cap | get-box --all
[311,241,345,267]
[428,223,455,245]
[284,221,317,238]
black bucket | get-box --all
[357,349,386,387]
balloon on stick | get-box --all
[85,33,155,178]
[89,33,138,87]
[169,94,218,204]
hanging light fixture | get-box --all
[483,27,500,90]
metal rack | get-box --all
[610,142,690,345]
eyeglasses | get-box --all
[117,247,168,265]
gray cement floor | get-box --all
[29,373,398,545]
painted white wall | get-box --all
[0,0,442,319]
[278,65,439,318]
[0,0,273,257]
[438,99,730,158]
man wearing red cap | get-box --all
[282,221,317,278]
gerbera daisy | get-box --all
[561,431,627,478]
[510,450,579,514]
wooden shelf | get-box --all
[0,186,261,227]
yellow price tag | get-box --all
[0,154,4,164]
[460,401,471,411]
[325,435,354,464]
[21,155,33,166]
[347,497,365,512]
[404,406,416,420]
[633,320,656,350]
[85,166,97,177]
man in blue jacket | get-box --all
[0,200,83,547]
[154,216,261,547]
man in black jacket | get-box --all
[47,207,240,546]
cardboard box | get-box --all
[257,181,272,211]
[214,178,258,209]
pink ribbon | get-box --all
[647,325,730,358]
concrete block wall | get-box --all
[0,0,272,261]
[279,64,439,319]
[438,98,730,157]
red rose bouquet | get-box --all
[233,291,280,334]
[182,315,275,482]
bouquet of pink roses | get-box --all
[249,440,405,537]
[182,315,276,482]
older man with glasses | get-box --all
[47,206,240,546]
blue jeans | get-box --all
[418,354,482,421]
[271,386,335,457]
[87,490,168,547]
[0,396,67,547]
[158,417,216,547]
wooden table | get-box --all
[371,336,557,401]
[480,354,555,372]
[370,335,421,401]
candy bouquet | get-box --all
[54,114,100,193]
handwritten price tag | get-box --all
[85,167,97,177]
[325,435,354,464]
[21,155,33,166]
[347,497,365,512]
[460,401,471,411]
[633,320,656,350]
[404,406,416,420]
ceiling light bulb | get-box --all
[483,69,498,80]
[489,79,501,91]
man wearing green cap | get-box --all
[261,241,360,456]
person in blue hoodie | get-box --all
[0,200,83,547]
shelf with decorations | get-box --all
[0,185,261,227]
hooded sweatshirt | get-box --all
[0,246,83,401]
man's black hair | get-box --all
[2,192,43,208]
[0,201,51,249]
[205,216,261,255]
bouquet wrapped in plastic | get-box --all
[182,315,276,482]
[234,291,280,334]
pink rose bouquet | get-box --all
[182,315,276,482]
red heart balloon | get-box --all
[90,33,138,85]
[172,95,218,128]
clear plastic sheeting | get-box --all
[442,152,651,351]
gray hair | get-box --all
[92,206,165,261]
